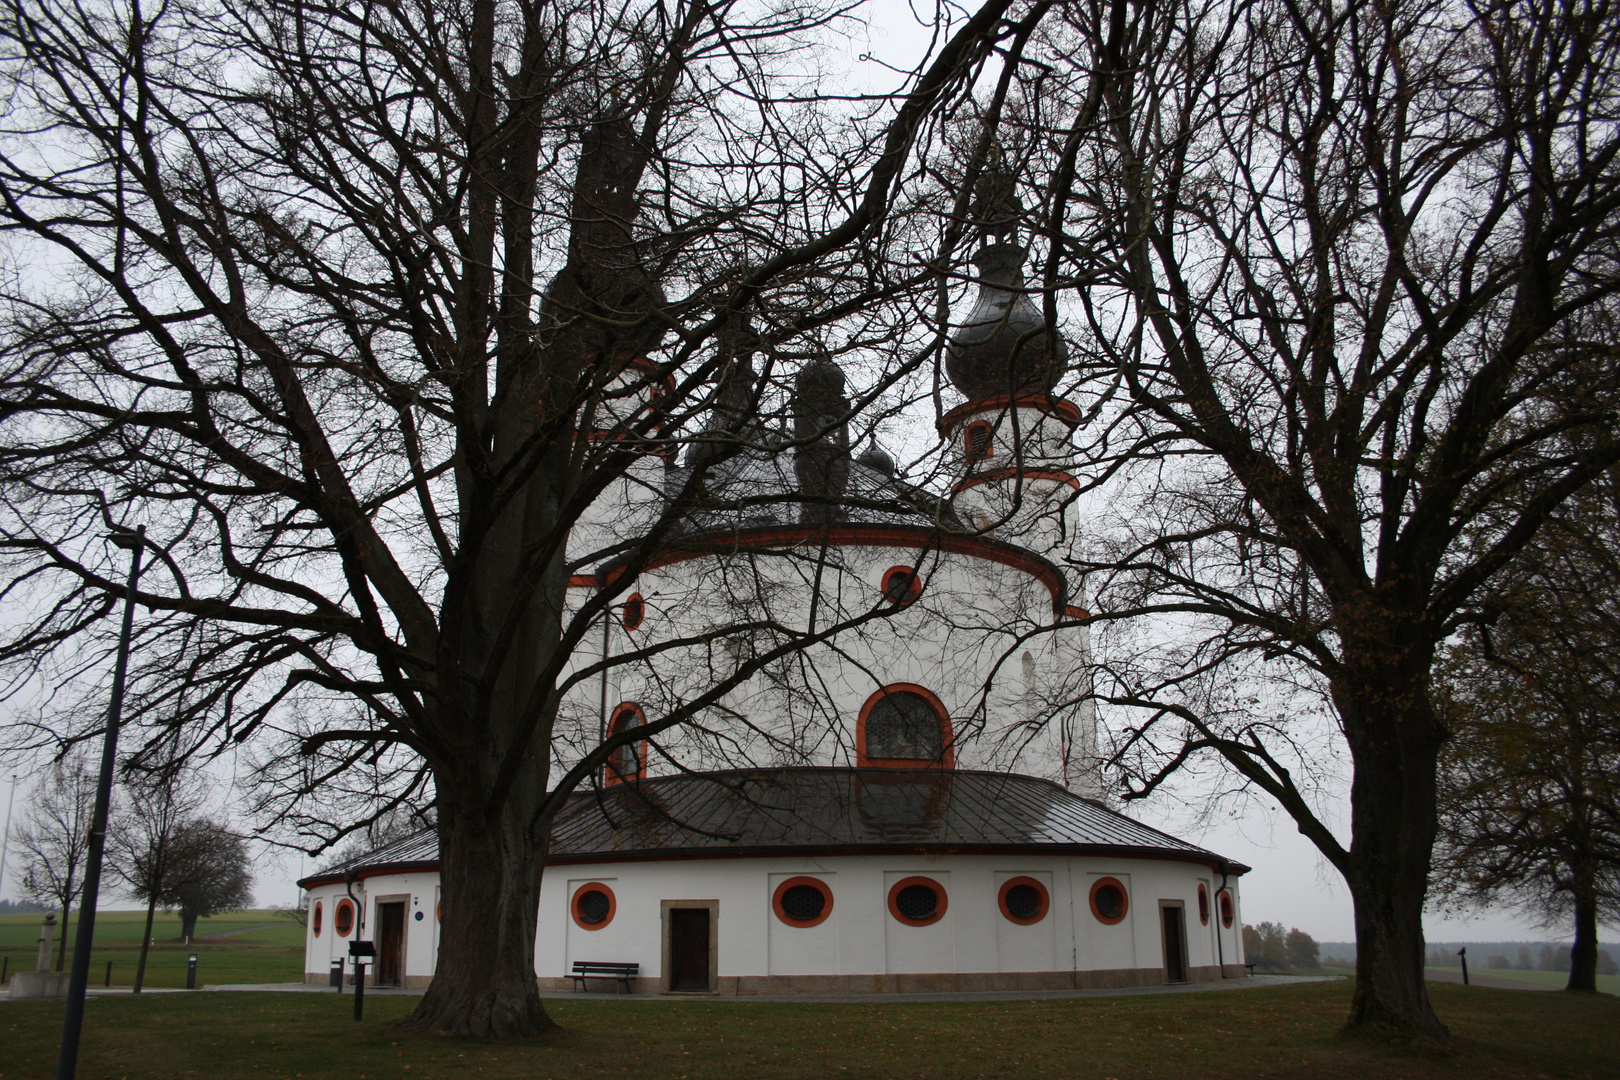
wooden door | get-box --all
[377,902,406,986]
[1161,903,1187,984]
[668,908,711,991]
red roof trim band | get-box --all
[602,524,1068,615]
[939,394,1083,437]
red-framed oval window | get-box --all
[622,592,646,632]
[1197,884,1210,926]
[1219,889,1234,929]
[880,565,923,606]
[964,420,995,463]
[436,900,442,923]
[312,900,323,937]
[334,897,356,937]
[772,876,834,928]
[571,882,617,930]
[887,876,948,927]
[1089,877,1128,925]
[998,876,1050,925]
[857,684,954,769]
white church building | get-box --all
[298,213,1252,995]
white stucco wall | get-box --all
[305,854,1246,988]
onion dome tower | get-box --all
[943,148,1080,554]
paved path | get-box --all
[200,973,1341,1004]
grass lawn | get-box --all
[1,979,1617,1079]
[0,909,304,989]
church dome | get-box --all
[945,243,1068,401]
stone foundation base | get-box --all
[533,965,1250,996]
[301,965,1255,995]
[8,971,71,999]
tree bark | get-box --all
[56,894,70,971]
[180,911,198,940]
[134,892,158,993]
[1567,889,1599,993]
[1339,646,1451,1046]
[402,783,552,1037]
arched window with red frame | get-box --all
[1197,883,1210,925]
[964,420,995,463]
[605,702,648,784]
[312,900,323,938]
[1219,889,1235,929]
[857,685,954,769]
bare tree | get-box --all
[14,753,97,970]
[107,760,207,991]
[0,0,1034,1036]
[938,0,1620,1044]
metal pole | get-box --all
[56,526,144,1080]
[0,772,17,899]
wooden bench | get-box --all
[570,961,639,993]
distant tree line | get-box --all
[1242,924,1322,974]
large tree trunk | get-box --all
[1339,649,1451,1046]
[180,911,198,940]
[403,782,553,1037]
[1567,888,1599,993]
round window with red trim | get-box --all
[1089,877,1128,925]
[312,900,323,937]
[1219,889,1234,929]
[964,421,995,463]
[998,876,1050,925]
[888,876,948,926]
[772,876,834,928]
[621,593,646,632]
[334,897,356,937]
[571,882,617,930]
[1197,884,1210,925]
[880,566,923,606]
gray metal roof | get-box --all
[300,768,1247,885]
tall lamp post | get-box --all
[56,526,145,1080]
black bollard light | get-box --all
[348,941,375,1021]
[104,961,112,988]
[185,954,198,990]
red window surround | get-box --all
[887,876,948,927]
[856,684,954,769]
[571,882,617,930]
[998,876,1051,925]
[605,702,648,785]
[1197,884,1210,925]
[1088,876,1129,925]
[621,592,646,631]
[880,565,923,606]
[334,897,356,937]
[312,900,323,937]
[772,876,835,928]
[1219,889,1235,929]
